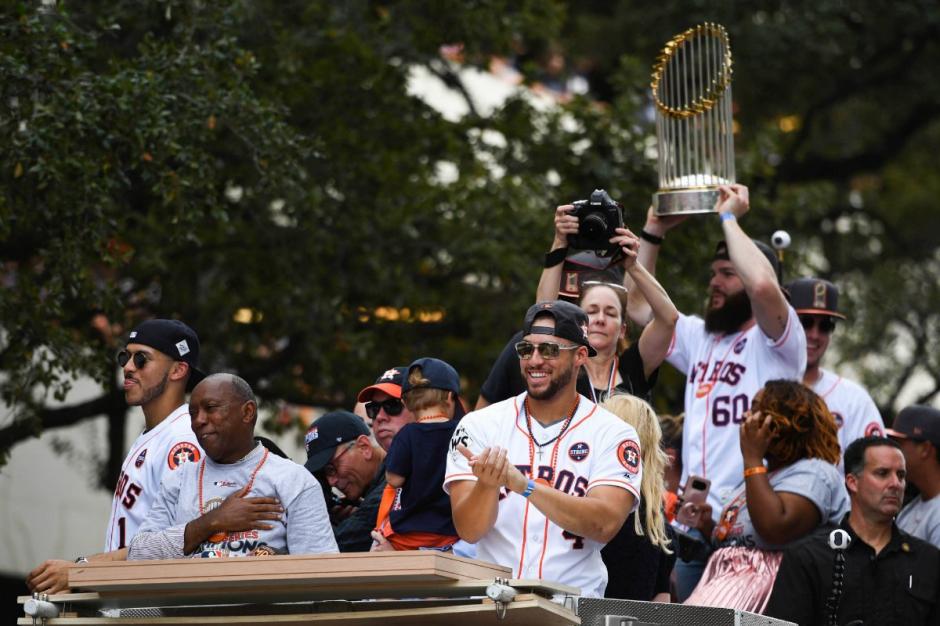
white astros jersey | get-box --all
[443,393,642,598]
[811,367,884,472]
[666,307,806,520]
[105,404,202,551]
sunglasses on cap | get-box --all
[515,340,580,360]
[799,315,836,334]
[364,398,404,420]
[116,349,160,369]
[581,280,628,294]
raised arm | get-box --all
[739,411,821,545]
[611,227,680,378]
[715,184,790,341]
[535,204,576,302]
[625,206,690,325]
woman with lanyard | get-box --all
[474,204,678,408]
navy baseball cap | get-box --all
[401,357,461,395]
[786,278,847,320]
[303,410,371,474]
[356,366,407,403]
[886,405,940,446]
[523,300,597,357]
[714,239,782,284]
[126,319,205,391]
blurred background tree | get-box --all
[2,0,938,487]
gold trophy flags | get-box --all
[651,23,735,215]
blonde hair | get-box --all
[403,367,451,413]
[602,393,672,552]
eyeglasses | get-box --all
[116,349,157,369]
[322,442,356,478]
[364,398,404,420]
[515,340,580,360]
[799,315,836,334]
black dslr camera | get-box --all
[567,189,624,256]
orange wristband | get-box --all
[744,466,767,477]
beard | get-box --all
[704,288,753,334]
[132,370,170,406]
[526,361,576,401]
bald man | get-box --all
[128,374,337,558]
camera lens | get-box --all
[580,213,607,239]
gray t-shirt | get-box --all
[711,457,849,550]
[129,443,338,559]
[897,494,940,547]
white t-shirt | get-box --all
[897,494,940,548]
[444,393,642,598]
[810,367,884,471]
[666,308,806,519]
[105,404,202,551]
[711,458,849,550]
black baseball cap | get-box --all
[714,239,782,284]
[126,319,205,391]
[785,278,847,320]
[303,410,371,474]
[523,300,597,357]
[356,366,407,403]
[886,405,940,446]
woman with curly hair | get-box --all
[683,379,849,613]
[601,394,676,602]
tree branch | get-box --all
[425,58,480,119]
[778,100,940,183]
[0,389,126,453]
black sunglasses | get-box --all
[515,340,579,360]
[799,315,836,334]
[364,398,404,419]
[116,349,154,369]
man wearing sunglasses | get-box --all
[445,300,642,597]
[304,410,388,552]
[27,319,206,594]
[787,277,884,470]
[355,366,414,452]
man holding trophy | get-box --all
[640,23,808,598]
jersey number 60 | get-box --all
[711,393,749,426]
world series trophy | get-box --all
[651,23,735,215]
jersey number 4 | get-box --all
[562,530,584,549]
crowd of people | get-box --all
[25,184,940,624]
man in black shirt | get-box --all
[766,436,940,625]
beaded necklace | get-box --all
[524,395,580,464]
[417,413,449,422]
[198,446,270,542]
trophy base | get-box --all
[653,188,720,216]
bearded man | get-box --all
[635,184,807,598]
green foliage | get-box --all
[2,0,939,474]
